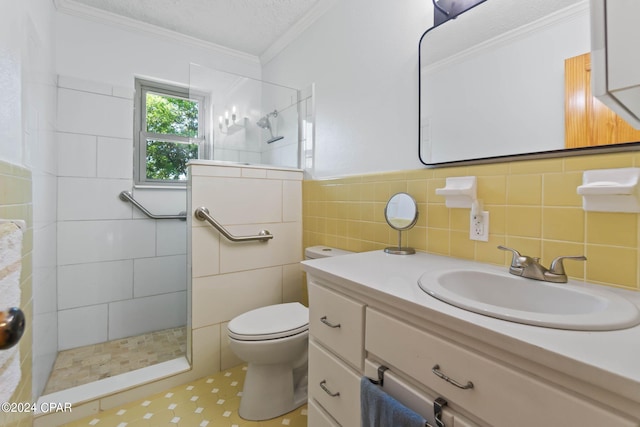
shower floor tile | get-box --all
[62,364,308,427]
[43,327,187,394]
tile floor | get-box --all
[44,327,187,394]
[62,364,308,427]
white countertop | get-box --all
[302,250,640,402]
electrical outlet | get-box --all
[470,211,489,241]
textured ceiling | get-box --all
[70,0,321,56]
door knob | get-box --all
[0,307,25,350]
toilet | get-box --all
[227,245,352,421]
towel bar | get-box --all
[366,364,449,427]
[367,365,389,387]
[364,365,447,427]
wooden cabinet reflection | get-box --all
[565,52,640,148]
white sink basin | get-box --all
[418,269,640,330]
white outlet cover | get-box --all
[470,211,489,241]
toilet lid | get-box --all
[228,302,309,341]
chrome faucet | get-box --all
[497,246,586,283]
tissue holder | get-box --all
[435,176,477,208]
[577,168,640,212]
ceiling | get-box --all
[65,0,324,57]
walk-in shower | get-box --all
[35,66,312,423]
[189,63,307,168]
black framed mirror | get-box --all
[419,0,640,166]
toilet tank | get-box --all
[305,246,353,260]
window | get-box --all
[134,79,205,186]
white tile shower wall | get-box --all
[108,291,187,340]
[133,255,187,298]
[57,260,134,310]
[57,87,133,138]
[58,305,109,350]
[56,76,188,350]
[58,177,133,220]
[57,219,157,265]
[189,162,303,372]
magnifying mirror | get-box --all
[384,192,419,255]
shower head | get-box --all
[256,109,278,130]
[256,115,271,130]
[256,110,283,143]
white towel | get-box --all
[0,221,24,403]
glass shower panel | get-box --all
[189,63,301,168]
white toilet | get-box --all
[227,245,352,421]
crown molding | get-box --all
[53,0,260,64]
[422,1,589,75]
[260,0,338,65]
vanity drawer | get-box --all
[308,281,365,369]
[309,340,361,427]
[366,308,637,427]
[308,398,340,427]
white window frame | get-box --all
[134,78,206,187]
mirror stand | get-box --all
[385,230,416,255]
[384,192,419,255]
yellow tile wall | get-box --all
[0,161,33,427]
[303,152,640,291]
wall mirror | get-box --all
[384,193,418,255]
[419,0,640,165]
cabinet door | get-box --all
[366,308,637,427]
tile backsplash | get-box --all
[303,151,640,291]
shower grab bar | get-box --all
[119,191,187,220]
[194,207,273,243]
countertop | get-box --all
[301,250,640,403]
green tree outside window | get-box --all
[143,92,201,181]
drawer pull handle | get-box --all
[320,316,341,328]
[319,380,340,397]
[432,364,474,390]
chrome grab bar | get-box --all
[119,191,187,220]
[194,207,273,243]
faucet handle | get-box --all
[498,245,524,267]
[549,255,587,275]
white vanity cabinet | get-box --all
[307,279,481,427]
[304,251,640,427]
[307,281,365,427]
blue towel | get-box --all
[360,377,426,427]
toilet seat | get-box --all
[228,302,309,341]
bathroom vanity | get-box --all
[302,251,640,427]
